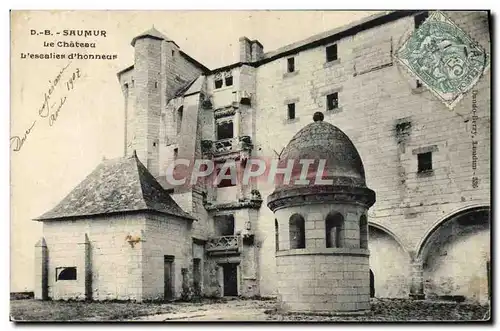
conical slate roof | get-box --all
[35,153,194,221]
[131,27,179,47]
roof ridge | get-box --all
[131,153,149,209]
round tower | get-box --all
[267,112,376,315]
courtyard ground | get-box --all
[10,297,490,322]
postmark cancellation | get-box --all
[394,11,489,109]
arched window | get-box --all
[289,214,305,249]
[56,267,77,281]
[325,212,344,248]
[360,214,368,249]
[275,219,279,251]
[177,106,184,134]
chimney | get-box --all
[239,37,252,62]
[251,40,264,61]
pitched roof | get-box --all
[34,153,194,221]
[131,27,179,47]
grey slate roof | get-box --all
[35,153,194,221]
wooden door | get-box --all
[164,255,175,300]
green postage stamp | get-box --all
[395,11,490,109]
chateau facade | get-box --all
[35,10,491,306]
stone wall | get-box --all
[368,226,410,298]
[141,214,193,301]
[250,10,490,298]
[42,214,145,301]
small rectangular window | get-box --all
[287,103,296,120]
[418,152,432,173]
[287,57,295,73]
[174,148,178,159]
[225,76,233,86]
[217,121,234,140]
[326,92,338,111]
[326,44,338,62]
[56,267,77,281]
[214,79,223,89]
[416,79,423,88]
[414,12,429,29]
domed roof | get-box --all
[274,112,366,190]
[267,112,375,211]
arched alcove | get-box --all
[418,207,490,303]
[368,225,410,298]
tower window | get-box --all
[214,78,223,89]
[414,12,429,29]
[171,49,175,57]
[216,121,234,140]
[287,103,296,120]
[326,44,338,62]
[417,152,432,173]
[289,214,305,249]
[225,75,233,86]
[287,57,295,73]
[214,214,235,235]
[275,219,279,252]
[176,106,183,134]
[174,148,178,159]
[326,92,338,111]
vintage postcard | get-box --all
[10,10,491,322]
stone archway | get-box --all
[416,206,490,303]
[368,223,411,298]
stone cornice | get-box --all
[267,185,376,211]
[205,198,263,212]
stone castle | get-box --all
[34,10,491,312]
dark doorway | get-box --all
[487,260,491,301]
[193,258,202,296]
[370,269,375,298]
[222,263,238,296]
[164,255,175,300]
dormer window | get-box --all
[225,75,233,86]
